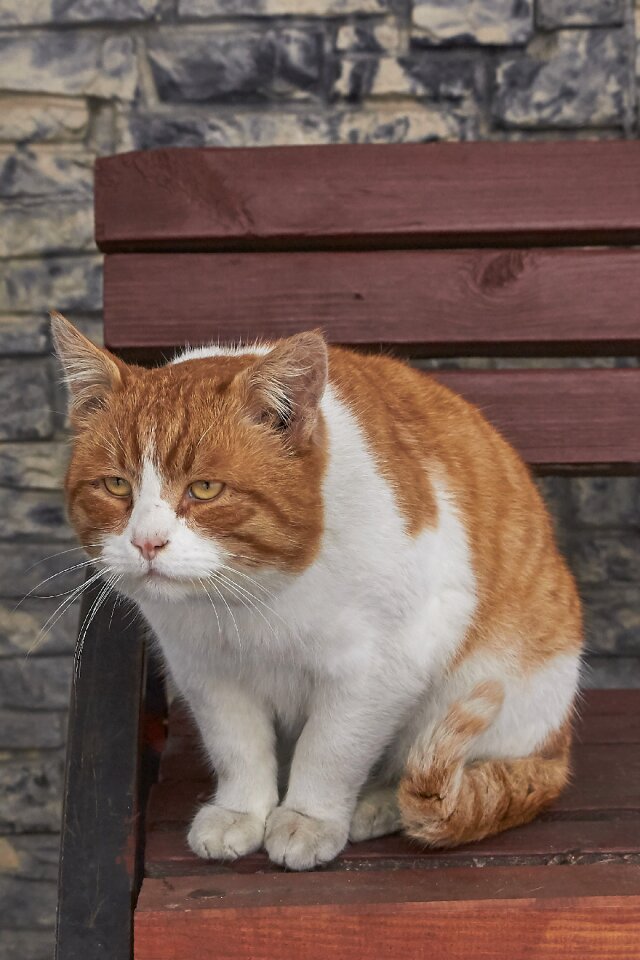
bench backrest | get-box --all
[95,142,640,474]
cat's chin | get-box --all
[119,571,200,603]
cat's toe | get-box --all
[188,804,265,860]
[349,786,401,842]
[265,807,347,870]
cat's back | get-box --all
[326,345,582,664]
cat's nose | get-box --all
[131,535,169,562]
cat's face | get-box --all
[52,314,328,603]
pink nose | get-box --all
[131,535,168,562]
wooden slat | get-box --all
[431,369,640,471]
[145,743,640,827]
[96,142,640,252]
[156,715,640,786]
[103,249,640,356]
[135,864,640,960]
[144,818,640,877]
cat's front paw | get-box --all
[265,807,348,870]
[188,804,265,861]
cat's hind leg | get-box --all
[397,679,570,848]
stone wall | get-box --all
[1,0,639,955]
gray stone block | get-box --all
[0,657,72,711]
[0,542,86,599]
[0,255,103,313]
[0,710,67,749]
[333,51,481,109]
[537,0,625,29]
[582,655,640,688]
[0,198,95,257]
[180,0,386,13]
[0,873,57,930]
[0,95,89,143]
[333,101,476,142]
[582,586,640,655]
[0,0,160,24]
[493,29,631,128]
[0,149,93,198]
[0,751,64,832]
[120,105,332,149]
[0,489,72,541]
[146,26,323,102]
[0,316,50,354]
[0,441,69,489]
[336,20,405,54]
[0,30,138,100]
[0,598,80,657]
[0,832,60,879]
[1,930,55,960]
[0,359,53,440]
[568,477,640,528]
[569,532,640,586]
[412,0,533,45]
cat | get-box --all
[52,311,582,871]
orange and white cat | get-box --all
[53,312,582,871]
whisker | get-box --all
[24,544,101,573]
[213,571,281,639]
[206,576,242,647]
[26,568,107,657]
[196,578,221,637]
[218,563,280,603]
[15,557,103,608]
[74,573,121,678]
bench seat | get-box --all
[135,691,640,960]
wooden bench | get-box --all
[56,142,640,960]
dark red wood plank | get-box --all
[158,711,640,785]
[581,690,640,714]
[432,370,640,471]
[146,743,640,827]
[96,142,640,252]
[135,864,640,960]
[103,248,640,356]
[145,818,640,877]
[138,862,640,909]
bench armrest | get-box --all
[55,572,146,960]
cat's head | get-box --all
[52,313,328,602]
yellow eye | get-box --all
[103,476,132,498]
[189,480,224,501]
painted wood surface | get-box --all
[103,248,640,356]
[136,686,640,958]
[96,142,640,252]
[135,864,640,960]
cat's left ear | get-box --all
[242,331,328,446]
[50,311,128,426]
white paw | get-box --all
[349,787,401,842]
[265,807,348,870]
[187,804,266,861]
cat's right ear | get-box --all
[50,311,127,426]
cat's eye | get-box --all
[188,480,224,501]
[103,476,132,498]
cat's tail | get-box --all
[397,680,571,848]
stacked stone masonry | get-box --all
[0,0,639,955]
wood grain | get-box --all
[145,743,640,828]
[134,865,640,960]
[103,248,640,355]
[430,369,640,471]
[144,818,640,877]
[96,142,640,252]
